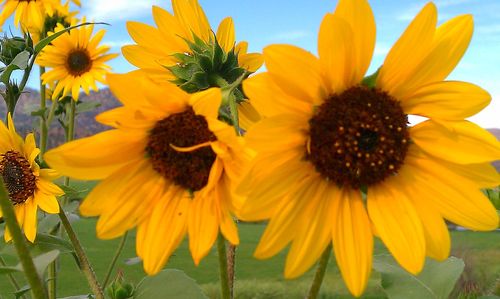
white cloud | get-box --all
[105,39,133,48]
[269,30,309,41]
[83,0,168,22]
[374,42,390,56]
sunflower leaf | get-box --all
[0,50,30,84]
[133,269,207,299]
[374,254,464,299]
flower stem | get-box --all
[217,234,231,299]
[58,204,104,299]
[39,66,48,157]
[102,231,128,289]
[0,178,48,299]
[306,244,332,299]
[64,100,76,187]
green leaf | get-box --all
[15,249,60,276]
[373,254,465,299]
[34,22,107,54]
[361,67,380,89]
[76,101,101,114]
[478,296,500,299]
[133,269,207,299]
[0,266,21,275]
[31,233,73,254]
[0,50,30,84]
[59,295,94,299]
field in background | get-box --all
[0,219,499,298]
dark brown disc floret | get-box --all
[66,49,92,76]
[146,107,217,191]
[0,151,37,204]
[307,86,410,188]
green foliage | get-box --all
[373,255,465,299]
[133,269,207,299]
[484,187,500,209]
[0,50,30,85]
[361,68,380,89]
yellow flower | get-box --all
[0,115,64,242]
[45,72,249,274]
[37,23,118,101]
[0,0,58,33]
[123,0,263,81]
[239,0,500,296]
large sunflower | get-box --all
[37,23,118,101]
[44,72,248,274]
[239,0,500,296]
[0,0,59,33]
[0,115,64,242]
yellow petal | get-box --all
[254,175,320,259]
[141,189,189,275]
[333,0,376,84]
[284,181,333,278]
[152,5,189,51]
[401,81,491,120]
[243,73,313,117]
[405,150,499,231]
[332,188,373,297]
[238,53,263,72]
[215,179,239,246]
[189,88,221,119]
[188,190,219,265]
[411,120,500,164]
[23,198,38,243]
[216,17,235,52]
[34,190,60,214]
[264,44,324,104]
[127,21,168,55]
[237,101,261,131]
[368,181,426,274]
[172,0,211,42]
[377,3,437,94]
[44,129,146,180]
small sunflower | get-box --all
[122,0,263,129]
[45,72,249,274]
[123,0,263,81]
[0,0,59,34]
[37,23,118,101]
[239,0,500,296]
[0,115,64,242]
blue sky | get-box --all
[12,0,500,128]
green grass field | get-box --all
[1,218,499,298]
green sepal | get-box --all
[361,67,381,89]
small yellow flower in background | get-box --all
[239,0,500,296]
[0,115,64,242]
[36,23,118,101]
[45,72,249,274]
[0,0,58,33]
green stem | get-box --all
[102,232,128,289]
[64,100,76,187]
[0,178,47,299]
[306,245,332,299]
[46,98,58,128]
[39,66,48,157]
[217,234,231,299]
[47,262,56,299]
[58,205,104,299]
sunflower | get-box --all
[36,23,118,101]
[239,0,500,296]
[44,72,249,274]
[122,0,263,129]
[0,114,64,242]
[0,0,59,34]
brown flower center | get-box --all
[66,49,92,76]
[146,108,217,191]
[0,151,36,204]
[307,86,410,188]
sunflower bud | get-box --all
[168,34,246,94]
[0,36,28,65]
[105,271,134,299]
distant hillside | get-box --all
[0,89,499,172]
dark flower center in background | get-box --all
[146,108,217,192]
[307,86,410,188]
[66,49,92,76]
[0,151,36,204]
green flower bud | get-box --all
[0,36,27,65]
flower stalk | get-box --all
[0,178,48,299]
[306,245,332,299]
[102,232,128,289]
[217,234,231,299]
